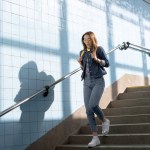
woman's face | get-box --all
[83,34,92,48]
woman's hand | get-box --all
[91,51,98,61]
[91,52,102,63]
[77,56,82,65]
[77,57,83,69]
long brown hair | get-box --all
[81,31,98,52]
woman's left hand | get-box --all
[91,52,102,63]
[91,51,97,61]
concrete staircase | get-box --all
[55,86,150,150]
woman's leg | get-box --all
[84,84,100,147]
[84,84,97,132]
[89,78,110,136]
[89,78,105,121]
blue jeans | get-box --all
[84,77,105,132]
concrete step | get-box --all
[56,145,150,150]
[96,114,150,124]
[109,98,150,108]
[126,86,150,93]
[68,134,150,145]
[80,123,150,134]
[103,105,150,116]
[117,91,150,100]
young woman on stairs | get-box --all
[78,31,110,148]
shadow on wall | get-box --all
[14,61,55,146]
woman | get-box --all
[78,31,110,147]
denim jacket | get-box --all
[80,46,109,80]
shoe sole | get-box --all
[88,144,100,148]
[102,131,109,136]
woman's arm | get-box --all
[77,50,84,69]
[96,46,109,67]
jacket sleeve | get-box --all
[97,46,109,67]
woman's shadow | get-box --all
[14,61,55,145]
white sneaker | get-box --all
[88,136,100,148]
[102,118,110,136]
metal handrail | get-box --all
[127,42,150,56]
[1,41,149,117]
[0,67,82,117]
